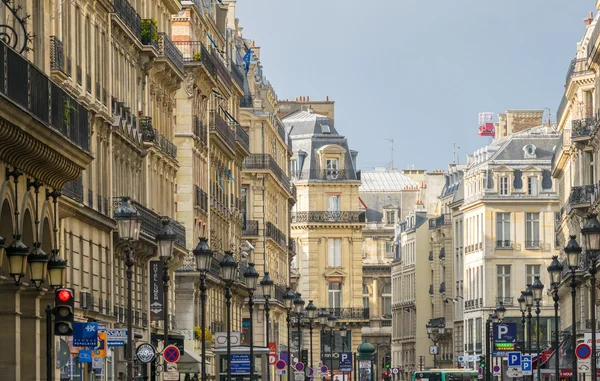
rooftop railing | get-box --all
[291,211,365,223]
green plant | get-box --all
[63,99,76,127]
[141,18,158,44]
[193,52,202,61]
[194,326,212,342]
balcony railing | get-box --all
[194,185,208,212]
[113,0,142,41]
[291,211,365,224]
[525,240,540,249]
[158,32,184,73]
[571,117,596,140]
[235,123,250,152]
[172,41,217,78]
[210,110,236,150]
[62,176,84,203]
[429,214,452,230]
[288,239,297,254]
[266,221,287,249]
[210,48,232,88]
[565,58,589,84]
[243,154,290,191]
[49,36,65,74]
[112,197,185,248]
[324,308,369,320]
[291,169,360,181]
[231,60,245,89]
[243,220,259,236]
[568,184,597,207]
[86,73,92,94]
[193,116,207,145]
[240,95,253,108]
[139,116,177,159]
[497,297,514,306]
[381,319,392,327]
[0,43,90,151]
[496,240,513,249]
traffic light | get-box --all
[301,349,308,364]
[479,356,486,369]
[54,287,74,336]
[384,355,391,369]
[383,371,391,381]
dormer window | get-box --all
[326,158,339,179]
[527,176,538,196]
[386,210,396,225]
[322,124,331,134]
[523,144,537,159]
[499,176,509,195]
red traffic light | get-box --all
[57,289,72,302]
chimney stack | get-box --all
[306,96,309,101]
[326,96,329,101]
[585,11,594,25]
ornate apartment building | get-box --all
[285,105,367,372]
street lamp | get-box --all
[565,235,581,381]
[244,263,259,381]
[6,235,29,284]
[340,324,348,380]
[327,313,337,377]
[219,251,238,381]
[485,314,493,381]
[496,301,506,322]
[47,250,68,288]
[113,196,140,381]
[156,218,176,347]
[426,321,439,368]
[305,300,317,371]
[582,214,600,380]
[518,292,527,366]
[547,255,563,381]
[283,287,296,380]
[260,272,274,381]
[523,283,534,371]
[193,238,213,381]
[27,243,49,289]
[532,276,544,381]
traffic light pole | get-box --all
[46,304,53,381]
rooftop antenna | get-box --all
[453,143,460,165]
[384,138,394,170]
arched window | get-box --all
[381,283,392,318]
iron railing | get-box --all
[496,240,513,249]
[62,176,84,202]
[159,134,177,158]
[266,221,287,248]
[235,123,250,152]
[240,95,253,108]
[76,65,82,85]
[439,247,446,259]
[429,285,434,295]
[565,58,588,84]
[231,60,245,89]
[568,184,597,206]
[66,57,72,77]
[158,32,184,73]
[324,308,369,320]
[525,240,540,248]
[49,36,65,73]
[210,47,232,87]
[113,0,142,41]
[243,154,290,191]
[0,43,90,151]
[86,73,91,93]
[291,211,365,223]
[172,41,217,78]
[429,214,452,230]
[210,110,236,150]
[194,185,208,212]
[193,115,207,145]
[291,169,360,181]
[243,220,259,236]
[439,282,446,293]
[571,117,596,139]
[496,297,514,306]
[88,189,93,207]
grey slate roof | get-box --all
[360,170,418,192]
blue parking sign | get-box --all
[507,352,521,367]
[522,355,532,374]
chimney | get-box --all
[306,96,309,101]
[585,11,594,25]
[326,96,329,101]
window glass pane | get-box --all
[328,195,340,212]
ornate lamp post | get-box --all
[582,214,600,380]
[340,324,348,381]
[193,238,213,381]
[532,277,544,381]
[565,235,582,381]
[244,263,259,381]
[485,314,493,381]
[524,283,534,377]
[518,292,527,356]
[283,287,296,381]
[260,272,274,381]
[294,293,305,369]
[219,251,238,381]
[496,301,506,322]
[305,300,318,372]
[113,197,141,381]
[547,256,564,381]
[156,218,176,347]
[327,313,337,377]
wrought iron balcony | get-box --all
[193,116,207,145]
[291,211,365,224]
[159,134,177,159]
[173,41,217,78]
[429,214,452,229]
[291,169,360,181]
[567,184,597,208]
[194,185,208,212]
[496,297,514,306]
[243,154,290,191]
[240,95,253,108]
[439,282,446,293]
[242,220,259,236]
[62,176,84,203]
[571,117,596,141]
[113,0,142,41]
[235,123,250,152]
[231,60,245,89]
[210,47,232,88]
[324,308,369,320]
[0,43,90,151]
[496,240,513,249]
[266,221,287,249]
[49,36,65,74]
[210,110,236,150]
[158,32,184,73]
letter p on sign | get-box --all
[498,325,508,339]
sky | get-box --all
[235,0,592,171]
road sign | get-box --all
[307,368,315,377]
[163,345,181,363]
[506,367,522,378]
[231,354,251,374]
[276,359,286,370]
[392,368,399,375]
[276,369,287,375]
[164,364,178,381]
[492,365,500,376]
[522,355,532,376]
[477,375,483,380]
[576,343,592,360]
[106,329,128,347]
[79,349,92,363]
[494,323,518,353]
[136,343,156,363]
[295,362,305,372]
[340,352,352,372]
[294,372,305,381]
[458,356,465,362]
[321,365,329,374]
[507,352,522,367]
[269,342,277,365]
[429,345,438,355]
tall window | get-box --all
[363,285,370,310]
[328,283,342,309]
[386,210,395,225]
[381,283,392,317]
[290,159,298,178]
[328,238,342,267]
[325,158,339,179]
[496,265,511,299]
[526,265,541,286]
[525,213,540,248]
[500,176,509,195]
[475,318,482,347]
[527,177,538,196]
[327,195,340,212]
[496,213,511,247]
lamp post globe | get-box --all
[564,235,582,269]
[243,262,259,291]
[283,287,295,310]
[193,238,213,272]
[547,256,564,286]
[219,251,238,282]
[113,197,141,241]
[293,292,305,314]
[496,301,506,321]
[318,309,328,326]
[582,214,600,251]
[6,235,29,284]
[156,218,176,260]
[47,249,68,288]
[524,284,534,307]
[327,313,337,329]
[491,312,499,323]
[305,300,317,319]
[260,272,274,299]
[340,323,348,338]
[532,276,545,301]
[27,243,49,289]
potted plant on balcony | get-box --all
[141,18,158,45]
[63,99,76,127]
[193,52,202,61]
[194,326,213,348]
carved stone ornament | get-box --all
[184,71,195,98]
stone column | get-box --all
[0,287,21,380]
[175,275,197,334]
[21,290,42,381]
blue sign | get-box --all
[522,355,532,372]
[507,352,522,367]
[231,354,251,374]
[339,352,353,372]
[73,322,98,347]
[79,350,92,363]
[493,322,517,352]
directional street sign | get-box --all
[507,352,521,367]
[522,355,532,376]
[392,368,399,375]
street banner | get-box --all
[149,260,164,321]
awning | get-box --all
[176,350,203,373]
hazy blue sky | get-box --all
[236,1,592,171]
